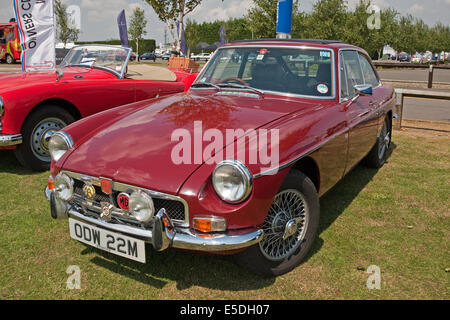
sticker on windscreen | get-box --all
[317,84,329,94]
[320,51,331,58]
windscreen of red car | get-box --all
[195,47,334,98]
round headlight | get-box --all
[54,172,74,201]
[212,160,253,204]
[48,131,73,162]
[129,190,155,224]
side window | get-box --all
[339,52,349,99]
[358,54,380,87]
[342,50,364,96]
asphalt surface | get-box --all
[403,97,450,122]
[1,64,449,122]
[378,68,450,83]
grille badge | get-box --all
[100,202,114,221]
[82,183,96,200]
[117,193,130,211]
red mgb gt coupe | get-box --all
[0,44,197,170]
[45,39,395,276]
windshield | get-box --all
[60,45,131,77]
[194,46,335,98]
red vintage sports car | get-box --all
[45,39,395,276]
[0,44,197,170]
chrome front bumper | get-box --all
[46,187,264,253]
[0,133,22,146]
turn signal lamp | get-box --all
[193,217,227,233]
[47,176,55,191]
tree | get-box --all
[143,0,224,52]
[54,0,80,47]
[128,7,148,58]
[246,0,301,39]
[307,0,348,41]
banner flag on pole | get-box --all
[219,25,227,46]
[117,9,129,48]
[177,22,187,56]
[13,0,56,72]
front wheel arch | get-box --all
[21,98,81,132]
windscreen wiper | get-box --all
[216,83,264,97]
[191,82,221,91]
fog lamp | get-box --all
[54,172,74,201]
[129,190,155,224]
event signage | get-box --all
[117,9,129,48]
[276,0,293,36]
[13,0,56,72]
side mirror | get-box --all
[55,68,64,82]
[354,84,373,96]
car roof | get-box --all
[227,38,359,50]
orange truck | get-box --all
[0,22,21,64]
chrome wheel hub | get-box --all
[31,118,66,161]
[259,189,309,261]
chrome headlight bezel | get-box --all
[48,131,74,162]
[212,160,253,204]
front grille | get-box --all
[71,178,187,224]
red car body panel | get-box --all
[0,66,198,146]
[51,40,396,234]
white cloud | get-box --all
[407,3,425,14]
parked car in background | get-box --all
[397,52,410,62]
[45,39,395,276]
[0,22,21,64]
[140,52,156,61]
[191,52,212,61]
[411,54,422,63]
[161,52,171,60]
[130,52,137,61]
[0,44,198,170]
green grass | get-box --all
[0,129,449,299]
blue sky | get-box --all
[1,0,449,45]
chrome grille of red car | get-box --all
[71,178,187,225]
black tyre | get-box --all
[362,116,391,169]
[14,105,75,171]
[234,170,320,277]
[6,54,15,64]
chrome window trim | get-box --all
[191,45,337,101]
[338,48,381,103]
[62,170,190,227]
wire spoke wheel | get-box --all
[259,189,309,261]
[378,119,391,161]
